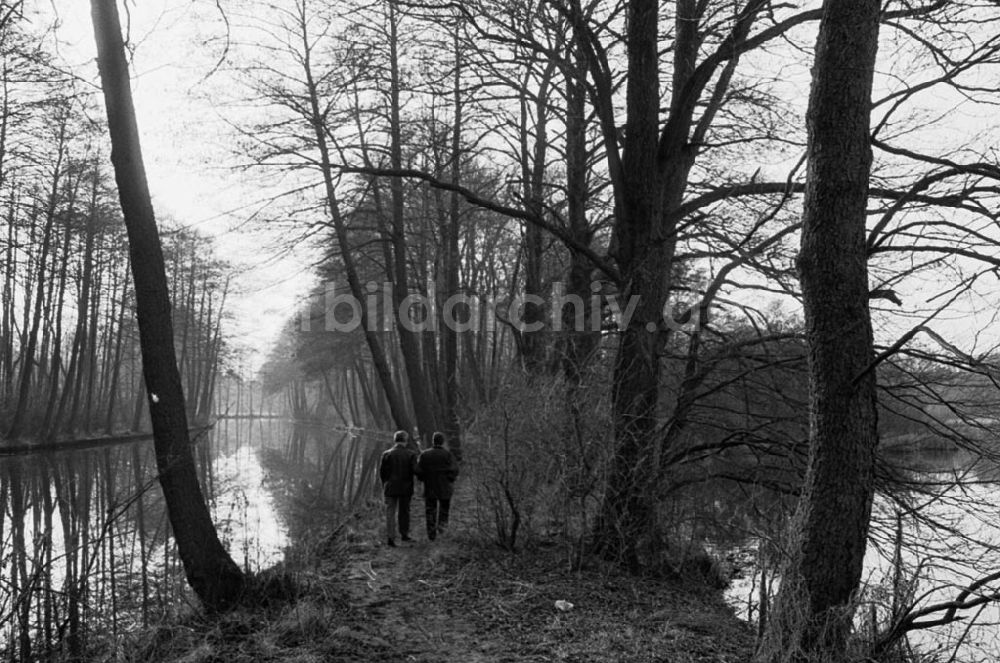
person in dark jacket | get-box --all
[417,432,459,541]
[379,430,418,547]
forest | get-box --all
[2,0,1000,661]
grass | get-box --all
[105,489,754,663]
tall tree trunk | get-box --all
[294,0,412,432]
[90,0,244,611]
[186,273,208,419]
[177,242,197,413]
[593,0,671,568]
[16,201,39,385]
[386,0,438,443]
[104,282,128,433]
[560,44,598,383]
[0,69,13,407]
[81,239,104,430]
[96,253,123,428]
[581,0,763,566]
[41,210,74,437]
[0,190,13,404]
[754,0,881,659]
[198,278,228,421]
[518,59,556,372]
[442,21,463,456]
[60,169,101,433]
[6,123,66,440]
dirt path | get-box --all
[338,534,494,661]
[315,500,754,663]
[132,493,753,662]
[324,494,504,662]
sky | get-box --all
[38,1,1000,372]
[47,0,313,373]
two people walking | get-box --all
[379,430,459,547]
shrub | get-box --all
[465,372,611,561]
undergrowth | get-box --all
[100,493,755,663]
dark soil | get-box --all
[123,493,755,662]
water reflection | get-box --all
[212,446,288,570]
[0,418,381,660]
[726,446,1000,659]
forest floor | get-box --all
[124,489,755,663]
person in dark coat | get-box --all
[379,430,418,547]
[417,432,459,541]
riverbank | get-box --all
[118,493,754,662]
[0,424,215,455]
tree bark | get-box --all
[518,59,555,372]
[0,191,13,405]
[593,0,672,568]
[6,121,65,440]
[754,0,881,658]
[569,0,768,567]
[0,69,13,408]
[559,43,598,383]
[58,173,98,435]
[41,204,74,437]
[385,0,439,443]
[294,0,413,433]
[442,22,463,456]
[89,0,244,611]
[104,279,128,433]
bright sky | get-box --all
[46,0,312,373]
[40,1,1000,371]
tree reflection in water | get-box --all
[726,446,1000,660]
[0,418,380,659]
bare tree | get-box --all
[89,0,244,611]
[753,0,882,657]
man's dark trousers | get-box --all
[425,497,450,540]
[386,493,412,541]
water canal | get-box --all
[0,418,382,659]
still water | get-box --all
[0,419,383,660]
[726,447,1000,660]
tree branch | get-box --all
[333,163,621,282]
